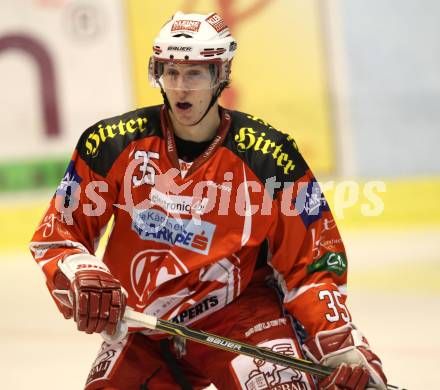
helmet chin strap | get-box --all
[160,83,226,127]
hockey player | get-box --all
[30,11,387,390]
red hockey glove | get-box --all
[53,254,127,336]
[319,363,370,389]
[303,323,387,390]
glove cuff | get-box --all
[58,253,111,281]
[303,323,369,362]
[303,323,387,389]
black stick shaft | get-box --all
[156,318,332,377]
[123,309,407,390]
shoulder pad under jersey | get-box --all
[77,105,163,177]
[223,110,308,196]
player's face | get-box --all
[162,63,216,126]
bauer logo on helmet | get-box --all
[167,46,192,52]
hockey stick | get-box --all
[123,308,407,390]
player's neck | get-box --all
[170,104,221,142]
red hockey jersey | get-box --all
[30,105,350,337]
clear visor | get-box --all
[151,60,221,91]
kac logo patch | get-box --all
[295,178,330,228]
[56,160,82,207]
[56,160,82,196]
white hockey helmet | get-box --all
[149,11,237,90]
